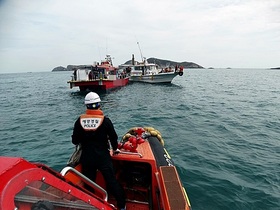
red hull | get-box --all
[69,77,129,91]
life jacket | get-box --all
[80,109,104,131]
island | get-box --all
[52,58,204,72]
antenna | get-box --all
[137,42,144,62]
[98,46,101,62]
[106,38,108,55]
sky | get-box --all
[0,0,279,73]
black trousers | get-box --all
[81,150,126,208]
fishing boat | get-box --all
[67,55,130,92]
[119,54,184,84]
[0,127,191,210]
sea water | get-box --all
[0,69,279,210]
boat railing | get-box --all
[60,166,108,201]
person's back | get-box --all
[71,92,126,210]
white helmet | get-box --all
[84,92,101,105]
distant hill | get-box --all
[52,65,91,72]
[124,57,204,69]
[52,66,67,71]
[52,58,203,71]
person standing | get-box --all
[71,92,126,210]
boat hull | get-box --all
[130,72,180,83]
[68,77,129,91]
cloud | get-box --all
[0,0,280,73]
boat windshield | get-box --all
[134,65,157,71]
[14,180,98,210]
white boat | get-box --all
[119,54,184,84]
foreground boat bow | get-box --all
[0,127,191,210]
[0,157,114,210]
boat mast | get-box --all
[137,42,144,62]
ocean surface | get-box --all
[1,69,279,210]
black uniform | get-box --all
[72,115,126,209]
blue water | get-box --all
[1,69,279,210]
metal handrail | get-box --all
[60,166,108,201]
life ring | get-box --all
[144,127,164,146]
[121,127,164,146]
[122,132,132,142]
[179,71,183,76]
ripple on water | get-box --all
[1,70,280,210]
